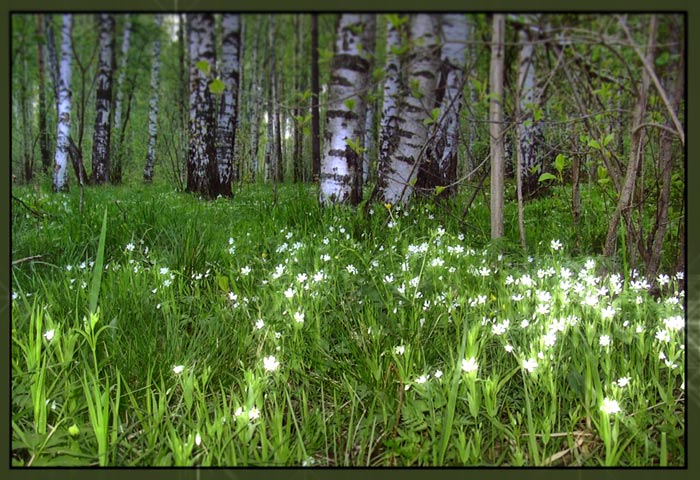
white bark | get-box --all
[113,14,131,131]
[379,14,440,205]
[91,14,115,184]
[52,14,73,192]
[214,14,241,195]
[143,14,163,183]
[187,14,217,196]
[377,15,404,178]
[319,14,374,206]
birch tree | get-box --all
[111,14,131,183]
[91,14,115,184]
[377,14,440,206]
[213,13,241,197]
[489,14,506,239]
[416,13,469,198]
[37,15,51,173]
[186,14,217,197]
[143,14,163,183]
[319,14,375,206]
[52,14,73,192]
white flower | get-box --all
[520,319,530,329]
[296,273,308,283]
[263,355,280,372]
[284,287,295,299]
[600,397,621,415]
[173,365,185,374]
[550,239,562,251]
[617,377,631,388]
[394,345,405,355]
[241,266,251,276]
[415,374,429,384]
[657,274,670,286]
[195,433,202,446]
[599,335,611,347]
[585,259,596,271]
[248,407,260,421]
[159,267,169,275]
[504,344,514,353]
[384,274,394,284]
[346,264,358,275]
[434,369,443,379]
[461,357,478,374]
[523,358,538,373]
[254,319,265,330]
[43,329,55,342]
[601,305,616,320]
[293,311,305,324]
[234,406,244,417]
[663,315,684,331]
[655,330,670,342]
[126,243,135,252]
[543,331,557,348]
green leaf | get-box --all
[597,166,608,179]
[603,132,615,147]
[209,78,225,95]
[216,275,229,292]
[344,98,355,111]
[538,173,557,183]
[434,185,446,196]
[554,153,566,173]
[587,139,601,149]
[89,208,108,315]
[195,60,211,76]
[655,51,670,67]
[423,107,440,125]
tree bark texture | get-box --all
[111,14,131,183]
[143,14,163,183]
[319,14,375,206]
[53,14,73,192]
[91,14,115,184]
[489,14,506,239]
[186,14,217,197]
[311,14,321,182]
[377,14,440,206]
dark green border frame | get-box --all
[1,0,695,479]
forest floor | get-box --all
[10,181,685,466]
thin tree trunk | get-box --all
[37,15,51,173]
[44,15,60,113]
[143,15,163,183]
[91,14,115,184]
[603,16,656,259]
[111,14,131,184]
[52,14,73,192]
[20,53,34,182]
[360,15,377,187]
[489,14,506,239]
[311,13,321,182]
[292,14,304,183]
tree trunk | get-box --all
[360,15,377,186]
[376,14,440,206]
[91,14,115,184]
[311,13,321,182]
[489,14,506,239]
[186,14,217,197]
[375,14,406,200]
[516,24,543,199]
[264,16,276,183]
[52,14,73,192]
[143,15,163,183]
[111,14,131,184]
[416,13,469,198]
[319,14,375,206]
[292,14,304,183]
[603,16,656,260]
[213,14,241,197]
[44,15,60,113]
[37,15,52,173]
[20,52,34,182]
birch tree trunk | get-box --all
[213,14,241,196]
[416,13,469,198]
[52,14,73,192]
[186,14,217,197]
[143,14,163,183]
[91,14,115,184]
[361,15,377,186]
[489,14,506,239]
[377,14,440,206]
[44,15,60,113]
[111,14,131,184]
[376,14,406,198]
[516,24,543,198]
[318,14,374,206]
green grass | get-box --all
[11,180,685,466]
